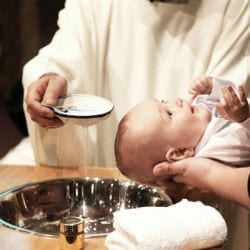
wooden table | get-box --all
[0,164,123,250]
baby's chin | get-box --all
[194,104,212,120]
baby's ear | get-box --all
[165,147,194,162]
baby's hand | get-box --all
[189,76,213,99]
[216,85,249,122]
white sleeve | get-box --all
[22,0,102,94]
[205,3,248,87]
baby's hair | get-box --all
[115,99,174,182]
[114,113,131,172]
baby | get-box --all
[115,76,250,185]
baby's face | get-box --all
[133,98,211,149]
[160,98,211,147]
[119,99,211,186]
[123,98,211,184]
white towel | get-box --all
[105,199,227,250]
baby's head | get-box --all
[115,98,211,185]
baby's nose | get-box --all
[175,97,183,106]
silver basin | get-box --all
[0,178,171,238]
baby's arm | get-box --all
[216,85,249,122]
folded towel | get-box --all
[105,199,227,250]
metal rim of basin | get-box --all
[0,177,171,238]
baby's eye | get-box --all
[167,110,172,117]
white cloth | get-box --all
[105,199,227,250]
[194,78,250,166]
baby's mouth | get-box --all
[191,105,196,114]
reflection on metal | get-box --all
[0,178,171,238]
[60,216,84,250]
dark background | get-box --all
[0,0,65,158]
